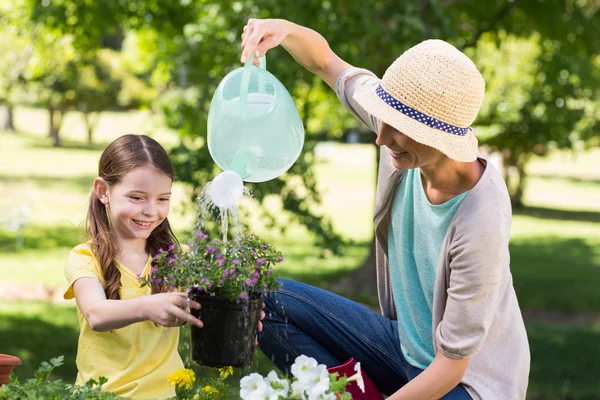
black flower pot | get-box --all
[189,292,262,368]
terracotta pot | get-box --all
[0,354,22,386]
[328,358,384,400]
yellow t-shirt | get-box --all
[64,243,183,399]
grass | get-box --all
[2,107,600,398]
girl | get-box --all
[242,19,530,400]
[63,134,204,399]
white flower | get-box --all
[265,370,290,398]
[240,373,267,400]
[291,380,308,399]
[309,392,336,400]
[305,365,330,399]
[291,355,319,381]
[262,384,281,400]
[347,361,365,393]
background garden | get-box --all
[1,1,599,399]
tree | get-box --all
[0,0,36,132]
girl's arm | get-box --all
[240,18,353,89]
[389,352,469,400]
[73,277,203,332]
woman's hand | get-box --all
[241,18,290,66]
[144,292,203,328]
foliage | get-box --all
[142,231,282,302]
[167,366,235,400]
[471,31,600,205]
[239,355,363,400]
[0,356,120,400]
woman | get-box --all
[242,19,530,400]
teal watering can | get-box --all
[206,54,305,208]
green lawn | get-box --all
[2,108,600,399]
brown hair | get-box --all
[86,134,178,300]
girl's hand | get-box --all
[241,18,290,66]
[145,292,203,328]
[255,302,266,346]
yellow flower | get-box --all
[202,385,219,395]
[219,366,234,379]
[167,368,196,389]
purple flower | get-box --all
[238,293,248,301]
[256,258,266,266]
[232,259,240,265]
[168,243,176,252]
[218,260,225,267]
[216,253,223,260]
[229,267,236,275]
[201,277,207,283]
[168,257,176,265]
[245,279,252,286]
[267,268,273,275]
[251,251,257,257]
[197,231,209,239]
[156,278,162,285]
[206,247,216,254]
[277,252,284,263]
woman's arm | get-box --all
[389,352,469,400]
[240,18,352,89]
[73,277,203,332]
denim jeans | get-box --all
[258,279,472,399]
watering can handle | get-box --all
[240,53,267,118]
[244,52,266,70]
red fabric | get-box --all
[328,358,384,400]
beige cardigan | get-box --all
[336,68,530,400]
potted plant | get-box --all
[0,354,21,386]
[144,230,283,368]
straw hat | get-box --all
[353,39,485,162]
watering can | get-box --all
[206,54,305,208]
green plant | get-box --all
[142,230,282,302]
[0,356,120,399]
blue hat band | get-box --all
[376,85,469,137]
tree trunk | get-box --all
[331,237,378,296]
[0,105,15,132]
[83,112,94,144]
[511,156,529,209]
[48,107,62,147]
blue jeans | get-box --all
[258,279,472,399]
